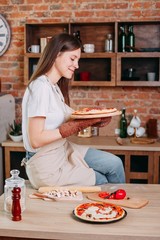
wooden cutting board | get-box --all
[86,193,149,209]
[130,137,155,144]
[71,110,121,119]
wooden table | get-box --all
[2,136,160,183]
[0,182,160,240]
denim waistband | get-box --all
[26,151,36,160]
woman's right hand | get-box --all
[92,117,112,128]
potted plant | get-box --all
[9,120,23,142]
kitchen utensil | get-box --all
[38,185,101,193]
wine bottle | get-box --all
[119,26,126,52]
[120,108,127,138]
[127,25,135,52]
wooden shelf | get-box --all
[117,52,160,86]
[24,21,160,87]
[71,80,115,87]
[80,52,116,58]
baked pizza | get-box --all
[73,107,117,115]
[73,202,126,223]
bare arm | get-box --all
[28,117,62,149]
[28,116,112,149]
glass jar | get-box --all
[4,169,26,213]
[78,127,92,137]
[91,126,99,136]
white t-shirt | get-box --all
[22,75,73,152]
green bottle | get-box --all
[127,25,135,52]
[120,108,127,138]
[119,26,126,52]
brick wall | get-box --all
[0,0,160,136]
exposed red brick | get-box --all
[156,2,160,8]
[33,5,49,11]
[0,0,159,135]
[27,0,42,3]
[19,5,34,11]
[0,0,11,4]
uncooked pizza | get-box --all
[73,107,117,115]
[71,107,121,119]
[73,202,126,223]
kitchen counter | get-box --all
[69,136,160,151]
[0,182,160,240]
[2,136,160,183]
[3,135,160,151]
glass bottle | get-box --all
[120,108,127,138]
[63,28,67,33]
[127,25,135,52]
[4,169,26,213]
[73,30,83,50]
[76,31,82,44]
[105,33,113,52]
[119,26,126,52]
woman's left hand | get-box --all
[93,117,112,128]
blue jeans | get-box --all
[84,148,125,185]
[26,151,35,159]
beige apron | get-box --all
[23,138,95,189]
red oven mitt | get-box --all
[92,117,112,128]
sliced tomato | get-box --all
[108,193,116,199]
[98,191,110,199]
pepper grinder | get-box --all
[12,187,22,221]
[4,169,26,213]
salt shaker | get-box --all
[4,169,26,213]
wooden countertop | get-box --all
[0,182,160,240]
[69,136,160,151]
[2,136,160,152]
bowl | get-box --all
[9,134,23,142]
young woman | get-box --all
[22,33,125,189]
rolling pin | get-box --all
[38,185,101,193]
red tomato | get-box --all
[98,191,110,199]
[115,189,126,199]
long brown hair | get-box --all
[28,33,81,105]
